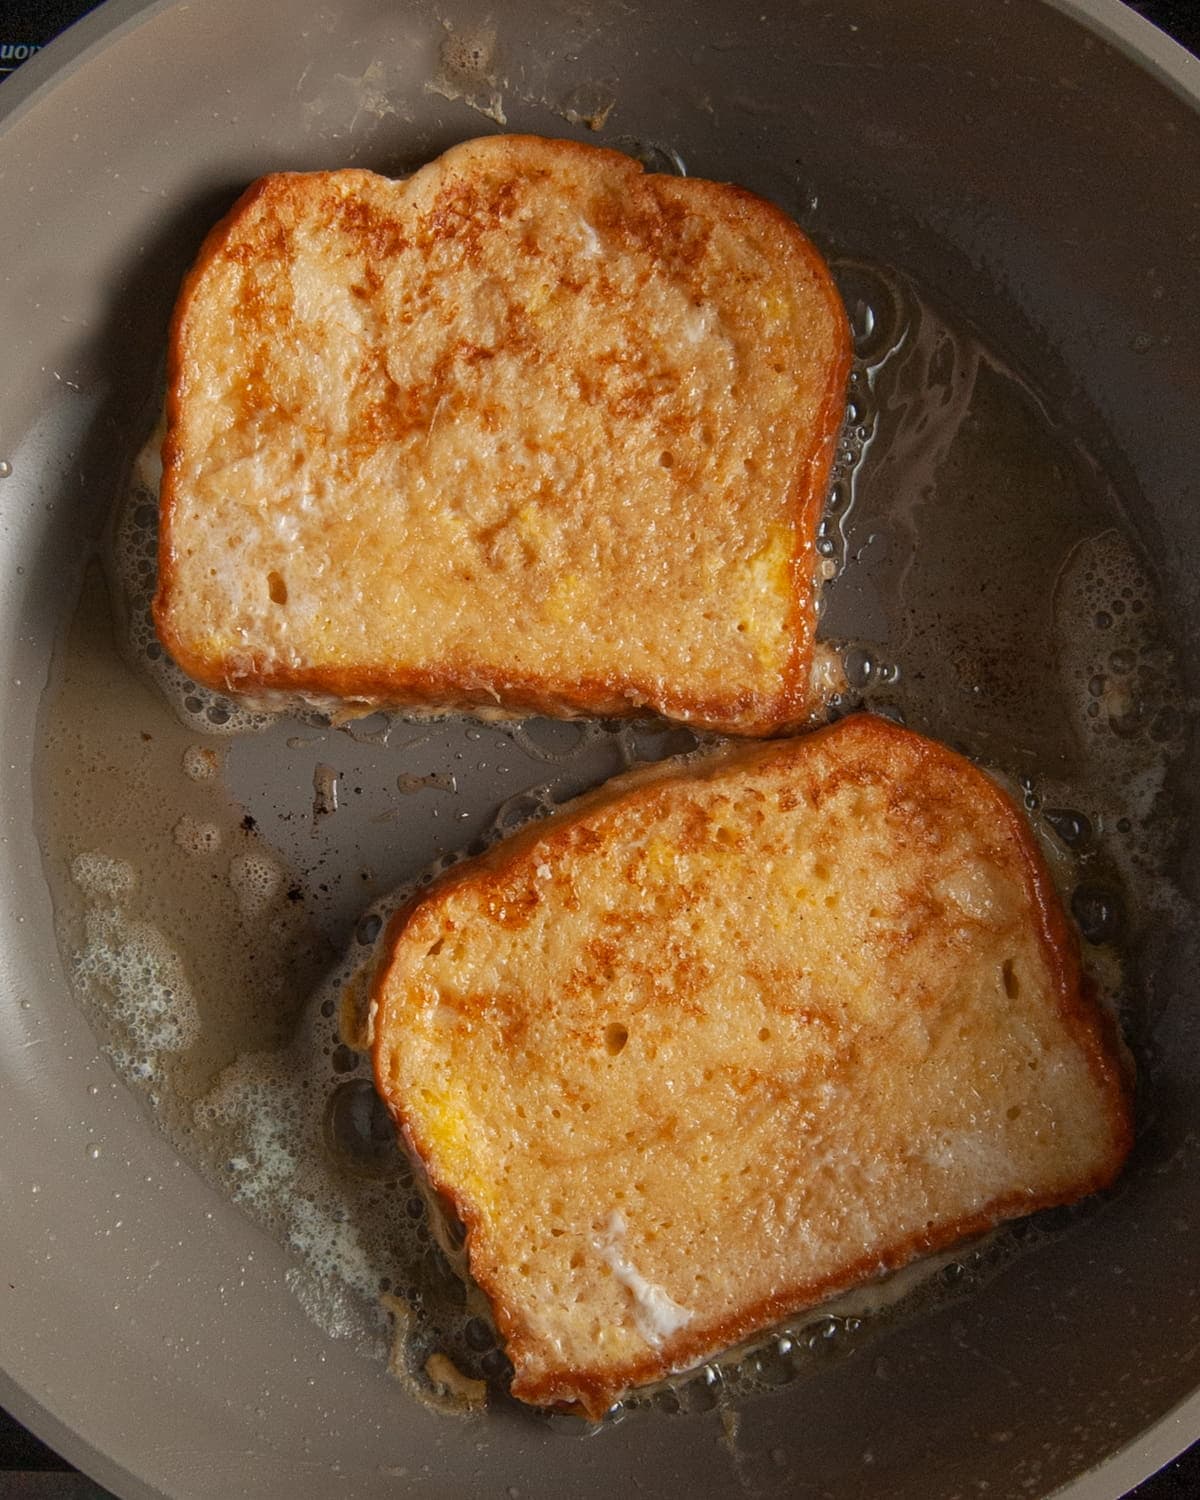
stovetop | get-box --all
[2,1,1198,1496]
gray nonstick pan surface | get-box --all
[3,2,1200,1497]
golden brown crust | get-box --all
[154,136,850,737]
[372,714,1132,1418]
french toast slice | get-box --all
[371,714,1131,1417]
[153,134,850,736]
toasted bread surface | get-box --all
[371,714,1131,1416]
[154,134,850,735]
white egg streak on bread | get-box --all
[154,134,850,736]
[371,714,1132,1417]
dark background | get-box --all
[3,0,1199,1495]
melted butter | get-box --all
[39,565,332,1102]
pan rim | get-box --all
[1,1,1198,1497]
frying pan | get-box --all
[3,1,1200,1495]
